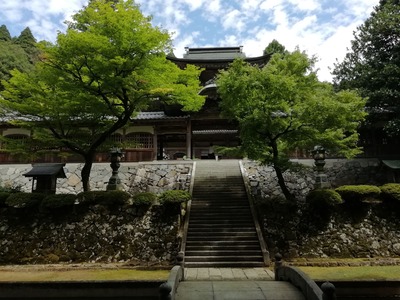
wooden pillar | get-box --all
[153,127,158,161]
[186,120,192,159]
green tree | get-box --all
[0,25,11,42]
[15,27,40,64]
[0,41,33,90]
[263,39,287,56]
[0,0,204,191]
[332,0,400,135]
[217,50,366,201]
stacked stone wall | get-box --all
[242,158,385,201]
[0,162,193,194]
[0,205,180,265]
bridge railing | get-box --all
[274,253,336,300]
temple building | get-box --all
[0,46,398,163]
[0,46,270,163]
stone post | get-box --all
[321,281,336,300]
[274,253,283,281]
[312,145,330,189]
[106,147,124,191]
[159,282,172,300]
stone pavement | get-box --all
[184,268,275,281]
[175,268,306,300]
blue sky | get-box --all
[0,0,379,82]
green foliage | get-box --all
[333,0,400,136]
[0,40,33,90]
[14,27,40,64]
[335,185,381,202]
[158,190,191,204]
[0,0,204,191]
[5,193,46,208]
[0,25,11,42]
[132,192,157,206]
[0,192,11,207]
[380,183,400,201]
[0,181,22,193]
[217,50,367,201]
[41,194,77,209]
[306,189,343,207]
[77,190,130,206]
[264,39,288,56]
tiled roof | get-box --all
[133,111,188,120]
[192,129,238,135]
[183,47,246,60]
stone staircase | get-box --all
[184,160,265,267]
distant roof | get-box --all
[24,163,66,178]
[167,46,270,67]
[183,47,246,60]
[133,111,188,120]
[192,129,238,135]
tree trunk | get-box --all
[271,140,295,202]
[273,164,295,202]
[81,154,94,192]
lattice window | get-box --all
[125,132,153,149]
[109,133,123,144]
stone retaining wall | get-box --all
[0,204,180,265]
[0,162,192,265]
[0,162,193,194]
[242,158,385,201]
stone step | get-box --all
[185,255,263,262]
[188,222,254,227]
[188,224,255,229]
[183,261,265,268]
[185,250,262,256]
[185,245,261,251]
[190,206,251,210]
[189,214,253,219]
[186,239,260,246]
[186,236,258,241]
[187,231,258,237]
[188,227,256,233]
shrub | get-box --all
[306,189,343,207]
[380,183,400,202]
[5,193,46,208]
[158,190,191,204]
[41,194,77,209]
[0,192,11,207]
[0,181,22,193]
[77,190,130,206]
[132,192,157,206]
[335,185,381,202]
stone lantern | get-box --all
[106,147,124,191]
[312,145,330,189]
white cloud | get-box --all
[221,9,247,32]
[0,0,382,82]
[203,0,223,20]
[260,0,284,11]
[288,0,321,11]
[180,0,205,11]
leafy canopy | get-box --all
[0,0,204,191]
[217,50,366,200]
[218,50,366,162]
[332,0,400,135]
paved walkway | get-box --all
[184,268,275,281]
[175,268,305,300]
